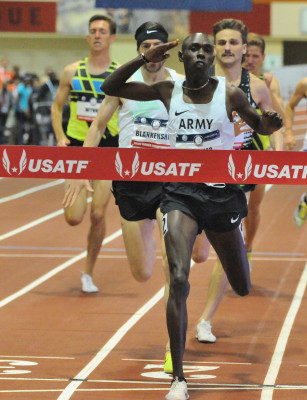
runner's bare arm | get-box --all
[285,78,307,150]
[84,95,120,147]
[251,75,283,149]
[101,40,179,101]
[227,85,283,135]
[63,95,120,208]
[51,62,78,146]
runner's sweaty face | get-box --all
[243,45,265,76]
[214,29,246,68]
[87,20,115,52]
[179,33,214,75]
[138,39,166,73]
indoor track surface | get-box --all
[0,109,306,400]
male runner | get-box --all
[195,20,283,344]
[51,14,119,293]
[285,77,307,226]
[63,21,184,373]
[100,32,282,400]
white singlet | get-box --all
[118,68,178,149]
[167,77,235,151]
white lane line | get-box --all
[293,124,306,130]
[0,198,92,242]
[122,358,251,365]
[0,254,131,258]
[57,261,194,399]
[3,386,307,394]
[0,209,64,242]
[0,356,74,359]
[0,229,122,308]
[1,254,305,263]
[261,261,307,400]
[0,180,64,204]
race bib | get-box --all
[77,98,100,122]
[131,116,170,149]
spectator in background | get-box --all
[0,58,14,89]
[0,81,13,144]
[15,74,33,144]
[34,71,59,145]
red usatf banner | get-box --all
[1,145,307,185]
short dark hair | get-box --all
[213,18,248,44]
[88,14,116,35]
[247,32,265,54]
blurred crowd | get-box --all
[0,57,69,147]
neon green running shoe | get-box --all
[294,193,307,227]
[164,351,173,374]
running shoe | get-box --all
[196,319,216,343]
[164,351,173,374]
[81,273,99,293]
[294,193,307,227]
[165,377,189,400]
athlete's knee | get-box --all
[131,267,152,282]
[191,248,209,263]
[90,208,105,227]
[64,213,83,226]
[169,265,190,300]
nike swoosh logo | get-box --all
[231,215,240,223]
[147,30,157,34]
[175,110,189,116]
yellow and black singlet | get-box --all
[238,68,270,151]
[67,57,119,142]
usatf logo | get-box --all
[228,153,307,182]
[115,152,139,178]
[1,149,89,176]
[3,149,27,175]
[115,151,202,179]
[228,154,252,181]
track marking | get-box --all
[0,197,93,242]
[0,180,64,204]
[0,229,122,308]
[0,356,74,359]
[0,254,132,258]
[0,376,307,389]
[57,261,195,399]
[0,209,64,242]
[261,261,307,399]
[0,254,305,263]
[122,358,251,365]
[1,385,307,394]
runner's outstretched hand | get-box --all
[143,39,179,63]
[63,180,93,208]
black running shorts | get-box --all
[160,182,248,234]
[112,181,163,221]
[67,134,118,148]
